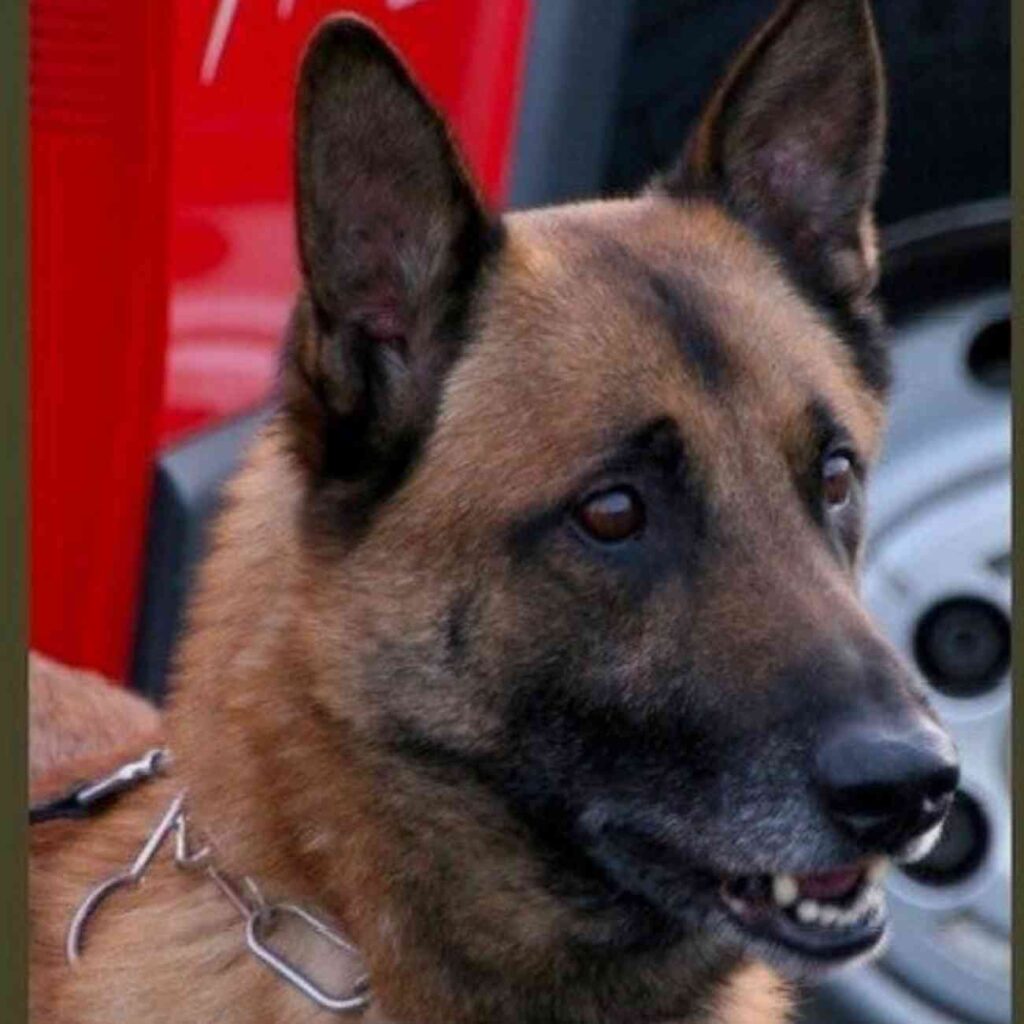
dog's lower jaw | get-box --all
[172,737,786,1024]
[366,930,768,1024]
[338,784,780,1023]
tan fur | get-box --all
[29,654,161,795]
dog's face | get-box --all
[279,0,958,988]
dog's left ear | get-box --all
[285,17,498,498]
[663,0,887,385]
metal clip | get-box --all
[66,791,185,963]
[74,748,169,808]
[31,747,169,824]
[246,903,371,1013]
[65,787,373,1014]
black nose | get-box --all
[814,721,960,853]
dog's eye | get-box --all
[575,487,645,542]
[822,453,853,509]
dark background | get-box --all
[513,0,1010,227]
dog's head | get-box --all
[256,0,957,992]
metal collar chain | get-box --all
[66,787,371,1015]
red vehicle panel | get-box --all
[31,0,532,680]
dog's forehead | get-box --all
[421,197,883,511]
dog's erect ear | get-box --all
[285,18,498,496]
[663,0,887,387]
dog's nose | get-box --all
[814,720,959,853]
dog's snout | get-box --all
[814,720,960,854]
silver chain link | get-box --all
[66,787,371,1014]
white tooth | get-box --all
[772,874,798,908]
[835,908,855,927]
[818,906,840,926]
[796,900,820,924]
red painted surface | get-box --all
[31,0,532,680]
[30,0,174,684]
[164,0,531,444]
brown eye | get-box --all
[822,453,853,509]
[575,487,645,542]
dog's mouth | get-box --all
[575,808,890,969]
[717,858,888,963]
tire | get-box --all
[803,200,1011,1024]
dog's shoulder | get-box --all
[31,775,305,1024]
[29,653,161,789]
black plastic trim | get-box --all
[507,0,633,209]
[129,409,269,702]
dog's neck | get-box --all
[165,431,790,1024]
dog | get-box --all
[31,1,960,1021]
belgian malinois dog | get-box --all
[32,1,960,1021]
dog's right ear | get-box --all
[284,18,498,502]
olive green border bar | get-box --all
[1012,0,1021,1014]
[0,7,1012,1024]
[0,0,27,1021]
